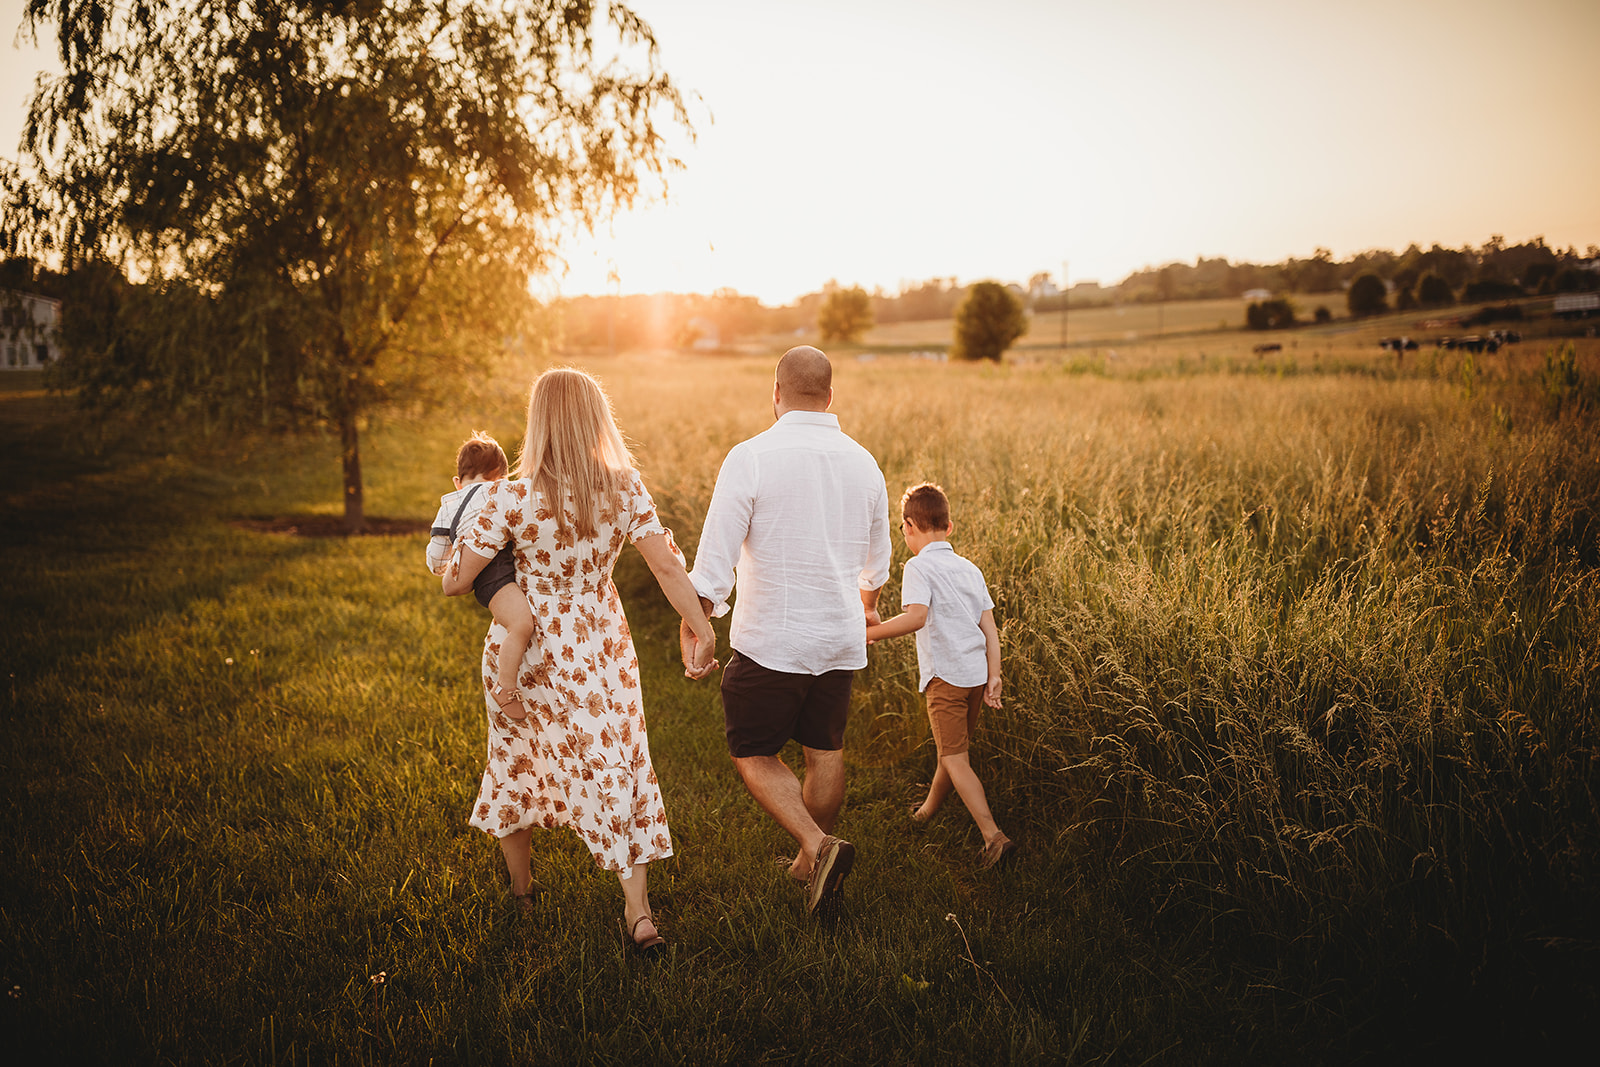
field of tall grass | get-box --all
[2,334,1597,1062]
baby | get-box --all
[427,431,536,723]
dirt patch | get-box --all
[230,515,431,538]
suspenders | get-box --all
[448,482,485,540]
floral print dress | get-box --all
[453,470,675,876]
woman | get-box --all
[443,367,716,952]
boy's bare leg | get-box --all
[487,586,536,720]
[734,752,838,880]
[937,752,1003,845]
[915,761,956,821]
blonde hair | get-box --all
[515,368,634,538]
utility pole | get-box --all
[1061,259,1068,352]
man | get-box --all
[682,346,891,916]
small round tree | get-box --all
[1246,298,1296,330]
[816,286,874,343]
[951,281,1028,362]
[1416,273,1454,308]
[1347,273,1389,317]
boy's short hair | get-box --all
[456,431,509,481]
[901,482,950,531]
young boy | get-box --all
[426,431,536,724]
[866,482,1014,869]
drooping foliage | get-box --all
[3,0,687,529]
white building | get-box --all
[1,290,61,370]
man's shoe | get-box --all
[805,836,855,914]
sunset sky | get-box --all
[4,0,1598,305]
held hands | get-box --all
[679,616,719,680]
[863,604,883,647]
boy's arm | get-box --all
[979,608,1002,708]
[865,603,928,644]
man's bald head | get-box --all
[774,346,833,412]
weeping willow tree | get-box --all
[2,0,687,531]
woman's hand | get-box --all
[680,616,718,678]
[637,532,720,678]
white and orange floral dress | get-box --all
[452,471,675,877]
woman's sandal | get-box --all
[622,913,665,954]
[512,891,536,915]
[491,681,530,723]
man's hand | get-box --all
[861,586,881,628]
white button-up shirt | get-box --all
[690,410,892,674]
[899,540,995,692]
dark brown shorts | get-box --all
[720,650,854,758]
[925,678,985,756]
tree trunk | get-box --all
[340,411,365,534]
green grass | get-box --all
[2,344,1597,1064]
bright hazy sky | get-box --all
[5,0,1598,305]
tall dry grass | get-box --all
[608,353,1600,1012]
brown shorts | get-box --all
[720,650,854,758]
[925,678,985,757]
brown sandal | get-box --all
[623,913,665,953]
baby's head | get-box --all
[900,482,953,549]
[454,431,509,488]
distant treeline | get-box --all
[556,278,980,352]
[9,234,1598,358]
[559,236,1600,350]
[1104,236,1600,307]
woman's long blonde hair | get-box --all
[515,368,635,538]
